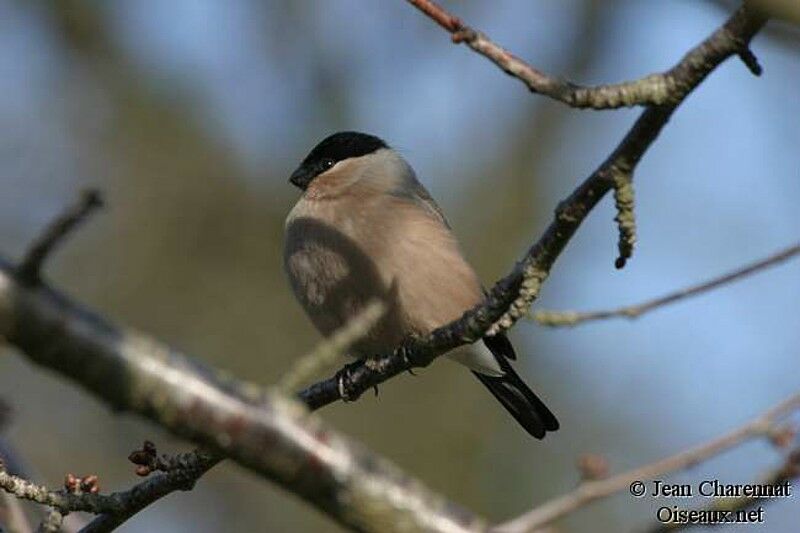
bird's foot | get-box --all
[335,360,363,402]
[364,357,382,371]
[398,340,422,372]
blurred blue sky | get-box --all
[0,1,798,531]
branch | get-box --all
[278,300,386,393]
[0,259,485,532]
[80,447,220,533]
[406,0,764,109]
[16,190,103,286]
[534,242,800,327]
[298,4,767,410]
[86,300,386,531]
[494,394,800,533]
[0,469,120,516]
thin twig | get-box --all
[0,468,121,515]
[0,450,220,533]
[406,0,765,109]
[0,435,34,533]
[494,394,800,533]
[278,300,386,393]
[79,449,220,533]
[16,189,103,285]
[534,242,800,327]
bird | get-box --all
[284,131,558,439]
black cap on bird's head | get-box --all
[289,131,388,190]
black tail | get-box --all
[474,335,559,439]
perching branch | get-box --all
[298,3,767,410]
[0,256,484,532]
[494,393,800,533]
[534,242,800,327]
[406,0,764,109]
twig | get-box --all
[0,448,219,533]
[126,441,209,478]
[0,468,120,515]
[16,190,103,286]
[278,300,386,393]
[298,4,767,410]
[0,434,34,533]
[80,449,220,533]
[493,394,800,533]
[406,0,765,109]
[534,242,800,327]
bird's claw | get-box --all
[337,373,352,402]
[336,361,362,402]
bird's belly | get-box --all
[286,240,357,331]
[284,215,406,354]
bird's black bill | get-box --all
[289,166,314,190]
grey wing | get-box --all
[393,173,451,229]
[415,186,451,229]
[402,171,502,329]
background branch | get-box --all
[80,448,220,533]
[407,0,763,109]
[534,242,800,326]
[495,394,800,533]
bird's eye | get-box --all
[322,158,335,169]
